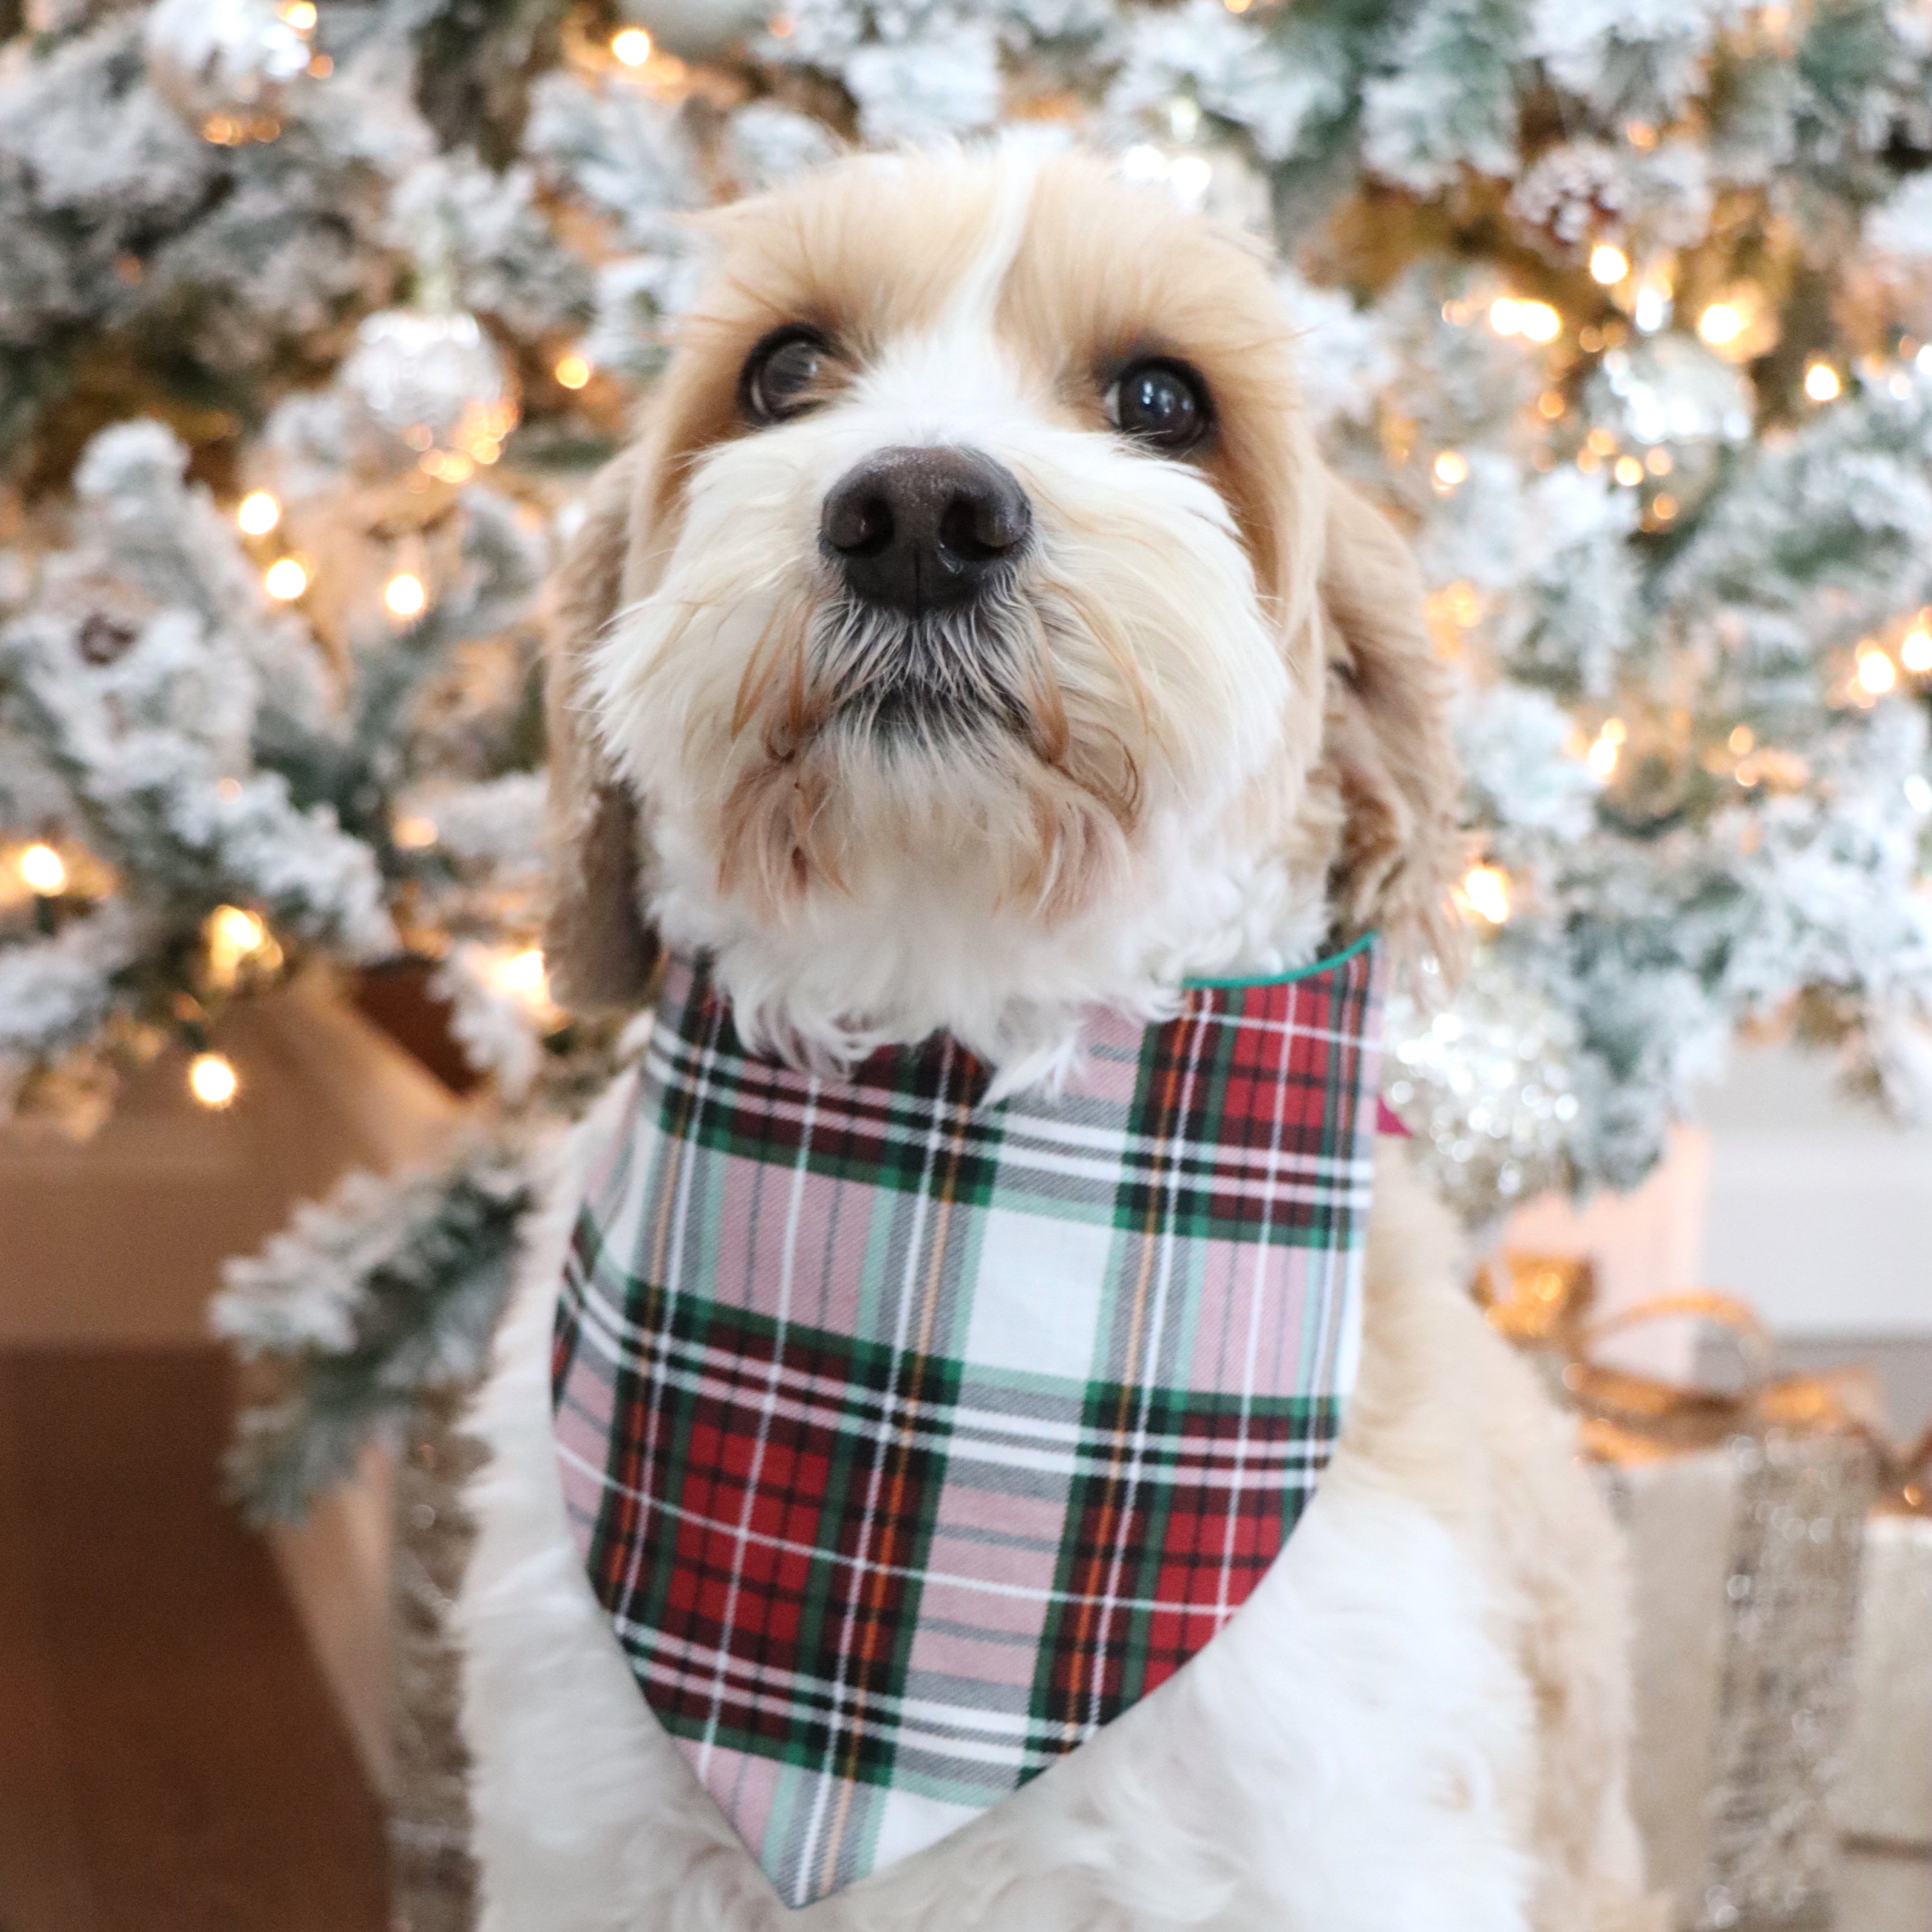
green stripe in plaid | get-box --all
[552,940,1382,1906]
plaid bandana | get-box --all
[552,936,1383,1908]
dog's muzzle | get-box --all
[821,445,1031,617]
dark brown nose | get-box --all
[821,446,1032,616]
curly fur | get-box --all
[467,141,1662,1932]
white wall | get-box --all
[1698,1044,1932,1338]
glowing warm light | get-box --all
[1651,492,1678,522]
[1587,734,1620,779]
[1167,155,1212,205]
[1516,300,1562,344]
[1697,303,1744,348]
[281,0,316,26]
[205,903,275,987]
[236,490,281,536]
[1902,628,1932,674]
[19,843,66,896]
[189,1052,239,1109]
[1730,725,1755,755]
[1589,243,1629,285]
[1908,775,1932,815]
[1625,120,1658,150]
[492,947,554,1017]
[1432,450,1469,489]
[1857,648,1897,695]
[1804,362,1841,403]
[1614,455,1645,486]
[1587,427,1618,456]
[1601,718,1627,745]
[504,948,545,992]
[555,352,592,390]
[384,572,428,618]
[1461,864,1512,926]
[392,814,439,850]
[1645,447,1673,476]
[264,557,308,601]
[612,27,652,64]
[1488,297,1522,336]
[1537,388,1566,420]
[210,904,266,955]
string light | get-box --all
[612,27,652,64]
[384,572,427,618]
[1167,155,1212,205]
[1908,775,1932,815]
[1804,362,1841,402]
[1857,647,1897,695]
[1589,243,1629,285]
[1730,725,1755,755]
[1537,388,1566,420]
[497,947,548,999]
[1645,447,1674,476]
[236,490,281,536]
[555,352,592,390]
[264,557,308,601]
[205,904,277,987]
[209,904,265,955]
[1614,455,1645,486]
[1698,303,1744,348]
[188,1051,239,1109]
[281,0,316,26]
[19,843,67,896]
[1902,628,1932,674]
[392,814,439,850]
[1517,301,1561,344]
[1587,730,1621,779]
[1651,492,1678,522]
[1461,864,1512,925]
[1432,450,1468,490]
[1489,297,1559,342]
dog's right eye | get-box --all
[741,329,831,425]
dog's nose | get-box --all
[821,447,1031,616]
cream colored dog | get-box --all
[459,143,1661,1932]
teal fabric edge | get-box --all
[1180,929,1377,991]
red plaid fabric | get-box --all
[552,937,1384,1906]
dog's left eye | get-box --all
[741,328,831,425]
[1108,358,1210,453]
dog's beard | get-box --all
[812,590,1033,749]
[693,572,1151,929]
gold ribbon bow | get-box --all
[1476,1256,1930,1508]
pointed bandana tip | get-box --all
[552,938,1384,1906]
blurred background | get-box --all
[1,0,1929,1926]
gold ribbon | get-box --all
[1478,1257,1929,1507]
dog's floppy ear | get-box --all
[1317,478,1465,969]
[541,447,659,1012]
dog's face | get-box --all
[550,146,1458,1047]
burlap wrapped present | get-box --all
[1478,1273,1884,1931]
[388,1385,485,1932]
[1833,1433,1932,1854]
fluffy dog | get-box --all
[459,143,1660,1932]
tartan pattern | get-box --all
[552,938,1382,1907]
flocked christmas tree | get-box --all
[2,0,1930,1518]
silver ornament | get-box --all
[143,0,315,144]
[336,309,521,480]
[1385,950,1582,1224]
[1589,333,1754,512]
